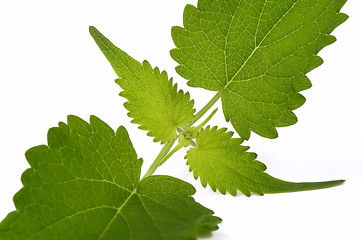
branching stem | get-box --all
[142,138,176,179]
[190,92,221,126]
[189,108,218,133]
[143,91,221,178]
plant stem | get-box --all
[142,138,177,179]
[190,91,221,126]
[159,134,190,166]
[143,91,221,179]
[192,108,218,132]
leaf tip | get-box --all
[89,26,99,37]
[333,179,346,185]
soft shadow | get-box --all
[199,231,231,239]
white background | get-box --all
[0,1,360,239]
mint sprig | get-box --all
[0,0,348,239]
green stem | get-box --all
[142,138,176,179]
[192,108,218,132]
[142,91,221,179]
[159,134,191,166]
[190,92,221,126]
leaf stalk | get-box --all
[190,92,221,126]
[142,138,177,179]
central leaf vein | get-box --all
[224,0,301,89]
[97,188,137,240]
[95,35,176,127]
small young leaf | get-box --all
[90,26,195,144]
[0,116,220,239]
[185,126,344,196]
[171,0,348,139]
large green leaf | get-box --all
[171,0,348,139]
[90,27,195,144]
[0,116,220,240]
[185,126,344,196]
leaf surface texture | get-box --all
[90,27,195,143]
[186,126,344,196]
[0,116,220,240]
[171,0,348,139]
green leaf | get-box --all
[90,26,196,144]
[171,0,348,139]
[185,126,344,196]
[0,116,220,239]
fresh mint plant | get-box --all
[0,0,348,239]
